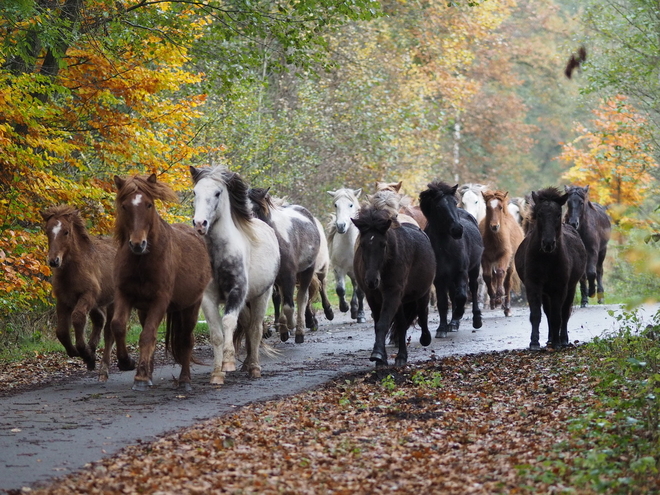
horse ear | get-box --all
[354,188,362,198]
[190,166,201,182]
[558,193,569,206]
[147,174,157,184]
[40,210,51,222]
[531,191,539,204]
[564,185,570,192]
[394,181,402,192]
[114,175,125,190]
[451,184,459,196]
[327,190,336,196]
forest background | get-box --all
[1,0,659,334]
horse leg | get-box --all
[579,274,588,308]
[110,294,135,372]
[370,298,395,367]
[54,303,77,359]
[481,264,497,310]
[596,250,606,304]
[435,282,450,338]
[243,290,271,379]
[71,295,97,369]
[393,308,409,367]
[355,284,367,323]
[417,293,432,348]
[586,256,598,299]
[527,290,543,351]
[502,266,514,317]
[468,266,482,329]
[560,286,577,347]
[279,276,296,342]
[449,277,467,332]
[493,266,506,310]
[171,305,197,391]
[221,285,248,373]
[132,300,168,391]
[99,304,114,382]
[317,271,334,321]
[265,285,281,339]
[547,293,565,349]
[201,290,226,385]
[86,306,106,371]
[335,268,350,313]
[294,267,315,344]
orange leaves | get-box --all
[560,95,658,208]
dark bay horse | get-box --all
[419,181,484,338]
[564,185,612,307]
[248,187,332,343]
[352,206,436,367]
[41,206,116,380]
[514,187,587,350]
[480,190,524,316]
[112,174,211,391]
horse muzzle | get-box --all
[541,241,556,254]
[48,257,61,268]
[366,275,381,290]
[336,223,348,234]
[490,224,500,233]
[128,239,148,255]
[568,219,580,230]
[193,219,208,236]
[450,224,464,239]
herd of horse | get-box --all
[41,167,612,390]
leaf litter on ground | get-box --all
[19,347,606,494]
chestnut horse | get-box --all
[564,185,611,307]
[41,206,116,380]
[480,190,524,316]
[111,174,211,391]
[515,188,587,349]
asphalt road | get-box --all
[1,302,657,492]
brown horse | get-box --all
[480,190,524,316]
[111,174,211,391]
[376,180,428,229]
[41,206,116,380]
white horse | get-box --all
[190,166,280,385]
[327,188,366,323]
[458,183,489,224]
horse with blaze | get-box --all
[564,185,611,307]
[352,206,435,367]
[111,174,211,391]
[41,205,116,380]
[515,187,587,350]
[480,190,524,316]
[419,181,484,338]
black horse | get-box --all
[515,187,587,350]
[564,185,612,307]
[419,181,484,338]
[352,206,436,367]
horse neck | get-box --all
[209,206,249,250]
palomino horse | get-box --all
[419,182,484,338]
[515,188,587,350]
[352,206,435,367]
[375,180,427,229]
[41,206,116,380]
[112,174,211,391]
[327,188,366,323]
[564,185,612,307]
[480,190,524,316]
[248,187,332,342]
[191,166,280,384]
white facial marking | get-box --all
[132,194,143,206]
[489,199,500,209]
[51,220,62,238]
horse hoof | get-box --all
[295,333,304,344]
[280,331,289,342]
[420,332,431,347]
[504,309,512,317]
[179,381,193,392]
[473,315,483,329]
[118,357,136,371]
[580,302,588,308]
[394,357,407,367]
[263,327,273,339]
[357,313,366,323]
[98,372,108,383]
[210,372,225,385]
[340,301,350,313]
[325,308,334,320]
[221,362,236,372]
[529,343,541,351]
[370,349,387,364]
[85,359,96,371]
[131,379,153,391]
[249,368,261,379]
[450,321,460,332]
[435,330,447,339]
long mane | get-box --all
[115,175,179,206]
[531,187,564,221]
[191,165,255,235]
[42,205,91,244]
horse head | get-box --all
[328,188,361,234]
[41,205,89,268]
[482,190,509,233]
[564,185,589,230]
[352,207,392,290]
[419,181,463,239]
[532,188,568,253]
[248,187,273,224]
[114,174,178,255]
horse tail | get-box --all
[165,311,195,365]
[232,317,281,359]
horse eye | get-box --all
[147,203,153,209]
[215,191,221,198]
[334,203,338,208]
